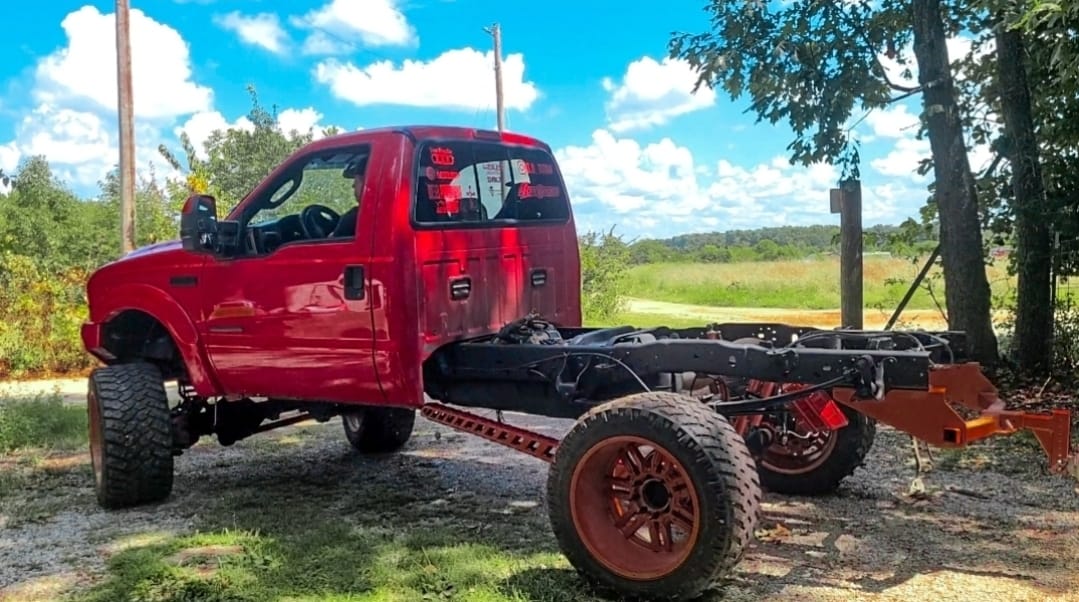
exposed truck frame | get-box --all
[79,125,1077,602]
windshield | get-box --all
[413,140,570,226]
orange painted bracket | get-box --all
[833,363,1077,477]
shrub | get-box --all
[579,229,630,324]
[0,252,94,378]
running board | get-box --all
[420,403,560,463]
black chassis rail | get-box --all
[423,322,968,420]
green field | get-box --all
[624,255,1022,311]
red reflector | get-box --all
[817,399,849,430]
[788,389,849,432]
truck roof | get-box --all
[304,125,553,154]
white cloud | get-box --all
[7,104,171,188]
[174,111,255,160]
[34,6,212,120]
[292,0,416,54]
[314,48,539,112]
[865,182,929,222]
[554,130,852,237]
[603,57,715,132]
[214,12,290,55]
[871,136,930,180]
[865,104,920,139]
[277,108,324,137]
[0,142,19,173]
[19,105,112,166]
[301,31,350,56]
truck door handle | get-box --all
[344,265,365,300]
[450,277,471,300]
[531,269,548,288]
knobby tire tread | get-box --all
[89,362,174,509]
[547,392,762,601]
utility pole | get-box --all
[116,0,136,254]
[484,23,505,132]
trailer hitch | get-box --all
[832,362,1078,477]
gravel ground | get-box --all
[1,402,1078,601]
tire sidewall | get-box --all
[548,402,746,598]
[87,373,107,497]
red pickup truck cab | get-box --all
[81,125,581,498]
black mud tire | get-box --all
[546,392,761,602]
[757,403,876,496]
[87,361,174,509]
[342,406,416,453]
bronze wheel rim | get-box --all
[759,419,838,475]
[568,435,701,581]
[87,387,103,489]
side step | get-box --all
[420,403,560,463]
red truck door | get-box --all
[196,143,383,403]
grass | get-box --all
[623,255,1025,311]
[73,526,586,602]
[0,405,603,602]
[61,427,607,602]
[0,390,86,453]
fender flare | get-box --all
[93,283,220,397]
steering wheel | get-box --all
[300,204,341,239]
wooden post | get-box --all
[484,23,505,132]
[830,180,863,329]
[116,0,136,254]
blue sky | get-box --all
[0,1,989,240]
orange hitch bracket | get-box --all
[832,363,1078,476]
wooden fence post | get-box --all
[830,180,863,329]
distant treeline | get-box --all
[627,224,938,264]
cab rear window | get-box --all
[413,140,570,225]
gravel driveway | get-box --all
[1,400,1078,601]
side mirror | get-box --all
[180,194,219,253]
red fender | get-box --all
[82,283,220,397]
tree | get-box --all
[989,7,1052,373]
[0,156,89,268]
[910,0,999,361]
[669,1,1000,362]
[1013,1,1079,85]
[158,86,314,214]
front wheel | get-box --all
[87,362,174,509]
[546,392,761,601]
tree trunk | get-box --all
[911,0,999,363]
[995,26,1053,374]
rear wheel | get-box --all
[87,362,174,509]
[756,401,875,496]
[547,392,761,601]
[342,406,416,453]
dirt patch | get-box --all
[623,297,1013,331]
[0,405,1076,601]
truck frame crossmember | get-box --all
[423,319,1076,476]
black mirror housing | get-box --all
[180,194,219,253]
